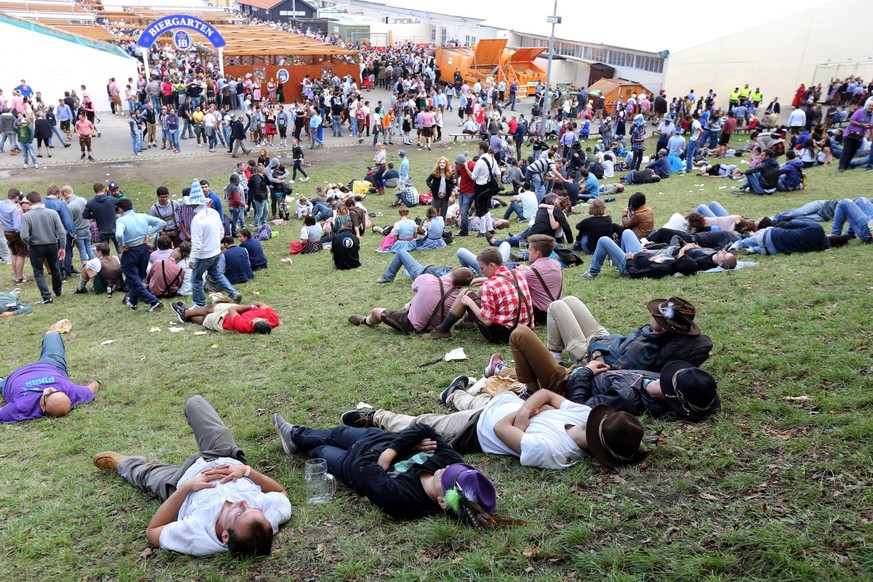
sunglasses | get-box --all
[39,389,59,414]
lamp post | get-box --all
[541,1,560,136]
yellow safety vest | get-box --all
[739,87,751,98]
[752,91,763,102]
[730,91,740,102]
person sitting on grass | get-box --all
[1,332,101,423]
[270,413,498,523]
[172,300,279,334]
[289,214,323,255]
[238,228,267,271]
[340,379,646,470]
[546,296,713,370]
[422,247,533,344]
[501,326,721,421]
[348,267,474,335]
[75,242,123,295]
[574,198,622,254]
[216,236,253,285]
[92,395,292,558]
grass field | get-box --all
[0,138,871,581]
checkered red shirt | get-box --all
[479,265,534,330]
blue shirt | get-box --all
[582,173,600,196]
[43,197,76,237]
[115,210,166,247]
[399,158,409,182]
[207,193,224,221]
[0,200,21,232]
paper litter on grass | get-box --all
[356,402,373,410]
[193,331,208,335]
[149,326,161,333]
[168,327,184,333]
[48,319,72,334]
[100,339,115,345]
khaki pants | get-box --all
[546,296,609,363]
[373,391,494,443]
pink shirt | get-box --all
[408,274,460,331]
[75,119,93,137]
[524,257,563,312]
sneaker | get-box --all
[172,301,190,323]
[421,328,451,340]
[271,413,298,455]
[35,298,53,305]
[375,276,393,284]
[105,284,114,297]
[580,270,599,279]
[341,409,375,428]
[231,291,243,304]
[80,154,86,160]
[123,298,137,310]
[485,354,505,378]
[88,156,95,162]
[14,277,28,284]
[34,163,39,169]
[74,288,89,294]
[148,301,164,312]
[22,164,28,169]
[348,314,369,326]
[440,375,469,404]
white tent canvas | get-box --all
[0,16,139,112]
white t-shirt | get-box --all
[517,190,539,220]
[158,457,292,556]
[690,119,703,142]
[476,392,591,469]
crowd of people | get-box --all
[2,34,872,564]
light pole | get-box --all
[541,1,560,136]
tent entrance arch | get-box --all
[136,15,227,79]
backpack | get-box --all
[147,259,184,297]
[256,224,272,241]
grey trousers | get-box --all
[546,296,610,363]
[116,395,247,501]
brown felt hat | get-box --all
[585,405,647,469]
[647,297,700,336]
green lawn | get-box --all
[0,140,871,581]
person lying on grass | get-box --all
[271,414,498,524]
[348,267,474,335]
[172,300,279,334]
[1,332,100,423]
[93,396,292,558]
[341,376,647,471]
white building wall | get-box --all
[663,0,873,109]
[0,22,139,112]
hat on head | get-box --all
[398,149,406,157]
[660,360,721,421]
[455,154,467,164]
[185,179,207,206]
[108,181,119,189]
[647,297,700,335]
[757,216,774,230]
[441,463,497,521]
[585,405,647,469]
[18,118,27,124]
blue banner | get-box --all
[137,14,226,49]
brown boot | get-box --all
[421,329,451,340]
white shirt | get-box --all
[517,190,538,219]
[471,154,499,185]
[476,392,591,470]
[190,206,223,260]
[159,457,292,556]
[690,119,703,142]
[787,108,807,128]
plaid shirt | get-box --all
[479,266,534,330]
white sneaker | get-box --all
[287,179,294,184]
[22,164,28,169]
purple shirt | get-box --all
[0,363,94,423]
[408,274,460,331]
[846,108,872,137]
[524,257,564,312]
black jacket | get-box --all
[564,366,669,417]
[530,205,572,243]
[82,194,118,234]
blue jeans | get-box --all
[73,227,96,262]
[742,173,772,195]
[230,207,245,235]
[0,130,17,151]
[508,94,516,111]
[191,254,238,307]
[121,243,159,307]
[313,202,333,221]
[733,230,769,254]
[331,114,342,137]
[49,125,68,146]
[170,129,180,151]
[21,143,37,165]
[831,198,873,242]
[773,200,838,223]
[456,247,481,275]
[292,159,308,180]
[696,202,729,218]
[530,175,545,202]
[503,201,527,221]
[494,227,531,248]
[131,134,142,155]
[589,229,643,275]
[383,249,426,281]
[182,118,194,138]
[150,95,161,112]
[458,193,473,234]
[685,140,699,173]
[291,426,383,486]
[38,332,68,374]
[252,199,268,227]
